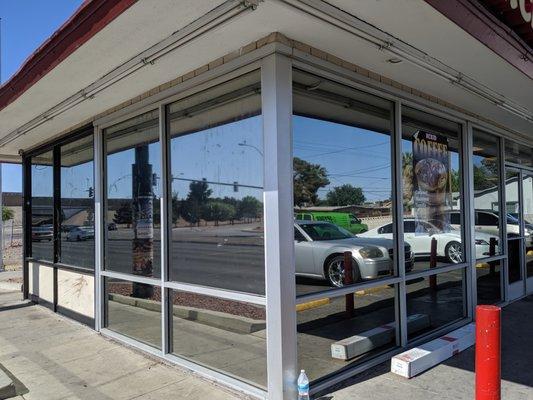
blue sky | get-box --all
[0,0,83,192]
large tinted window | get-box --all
[105,110,161,278]
[31,151,54,261]
[60,135,95,268]
[401,107,463,270]
[293,69,395,296]
[167,71,264,295]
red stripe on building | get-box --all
[0,0,137,111]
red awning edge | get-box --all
[0,0,137,112]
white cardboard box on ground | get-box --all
[390,323,475,378]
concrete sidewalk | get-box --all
[0,289,247,400]
[320,295,533,400]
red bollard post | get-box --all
[476,305,501,400]
[429,237,437,290]
[344,251,354,318]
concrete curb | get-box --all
[109,294,266,334]
[0,369,15,400]
[0,282,21,292]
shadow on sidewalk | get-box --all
[441,295,533,389]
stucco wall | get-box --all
[28,261,54,303]
[57,269,94,318]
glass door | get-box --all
[523,172,533,294]
[505,168,525,301]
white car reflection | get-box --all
[295,221,414,287]
[66,226,95,242]
[360,218,498,264]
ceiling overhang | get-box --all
[0,0,531,161]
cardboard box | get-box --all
[391,323,475,378]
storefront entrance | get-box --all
[505,167,533,300]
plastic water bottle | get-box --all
[297,369,310,400]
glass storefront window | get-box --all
[170,291,266,388]
[59,135,95,268]
[401,107,464,271]
[31,150,54,262]
[167,71,264,295]
[297,286,397,382]
[292,70,399,296]
[504,169,521,238]
[472,130,502,258]
[476,259,502,305]
[406,269,465,340]
[105,278,161,349]
[104,110,161,278]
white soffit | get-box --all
[1,0,532,158]
[323,0,533,119]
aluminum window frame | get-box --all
[95,62,270,398]
[81,43,530,399]
[289,63,472,389]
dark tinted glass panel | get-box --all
[293,69,396,296]
[406,269,465,340]
[168,71,264,295]
[31,151,54,261]
[104,110,161,278]
[297,286,397,382]
[505,141,532,168]
[401,107,463,271]
[476,259,501,305]
[473,130,501,258]
[105,278,161,349]
[170,291,266,388]
[60,136,94,268]
[508,239,522,284]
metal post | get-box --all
[343,251,354,317]
[475,305,501,400]
[429,238,437,290]
[463,121,475,318]
[94,126,104,331]
[159,104,171,354]
[262,53,297,400]
[392,99,407,347]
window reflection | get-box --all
[401,107,464,271]
[292,70,402,296]
[31,151,54,261]
[476,259,501,304]
[168,71,264,295]
[60,136,94,268]
[297,286,397,382]
[105,110,161,279]
[473,130,501,258]
[406,269,465,340]
[105,278,161,349]
[170,291,266,388]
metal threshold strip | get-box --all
[274,0,533,124]
[0,0,260,149]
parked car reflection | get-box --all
[295,221,413,287]
[66,226,95,241]
[361,218,498,263]
[32,224,53,242]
